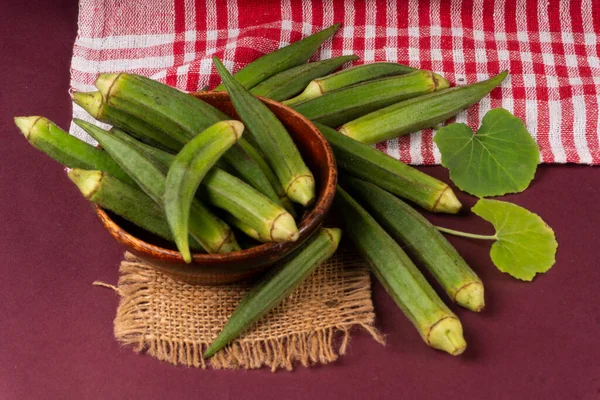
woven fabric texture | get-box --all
[113,250,382,371]
[69,0,600,164]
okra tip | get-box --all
[215,230,242,253]
[322,227,342,247]
[455,281,485,312]
[68,168,103,198]
[427,317,467,356]
[433,73,450,90]
[432,186,462,214]
[222,120,245,139]
[286,174,316,206]
[270,212,299,242]
[72,91,103,118]
[14,116,43,139]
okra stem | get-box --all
[204,227,341,358]
[436,226,497,241]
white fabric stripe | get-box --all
[429,0,442,163]
[363,0,376,62]
[385,0,400,160]
[75,34,177,50]
[320,0,335,59]
[301,0,312,37]
[280,0,292,47]
[72,55,175,72]
[342,0,355,57]
[537,0,566,162]
[572,95,593,163]
[224,0,239,64]
[407,0,420,164]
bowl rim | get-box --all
[93,92,337,267]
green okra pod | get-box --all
[292,70,448,127]
[204,227,341,358]
[164,121,243,262]
[105,126,298,243]
[77,76,281,208]
[342,176,484,311]
[75,119,239,254]
[68,169,204,251]
[214,57,316,206]
[334,186,466,356]
[283,62,420,106]
[314,122,461,213]
[339,70,509,144]
[236,137,297,217]
[201,168,299,243]
[72,91,182,152]
[249,55,358,101]
[14,116,137,187]
[212,23,341,91]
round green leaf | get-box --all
[472,199,557,281]
[434,108,540,197]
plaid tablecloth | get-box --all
[70,0,600,165]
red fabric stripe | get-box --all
[166,0,186,87]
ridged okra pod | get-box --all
[314,122,461,213]
[249,55,358,101]
[283,62,419,106]
[164,121,243,262]
[339,71,509,144]
[214,57,315,206]
[292,70,448,127]
[76,77,281,207]
[212,23,341,91]
[204,227,341,358]
[68,169,203,251]
[72,91,182,151]
[14,116,136,187]
[335,186,466,355]
[342,176,484,311]
[75,119,239,254]
[105,126,298,243]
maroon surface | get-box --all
[2,2,599,399]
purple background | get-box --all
[2,1,599,399]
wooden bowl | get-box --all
[93,92,337,285]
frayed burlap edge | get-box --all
[109,252,384,371]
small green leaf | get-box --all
[472,199,557,281]
[434,108,540,197]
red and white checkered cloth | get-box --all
[69,0,600,165]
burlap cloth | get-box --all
[107,246,383,371]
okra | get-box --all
[335,186,466,355]
[214,57,316,206]
[342,176,484,311]
[72,91,182,151]
[201,168,299,243]
[14,116,137,187]
[75,119,239,254]
[106,125,298,243]
[339,70,509,144]
[314,122,461,213]
[292,70,447,127]
[249,55,358,101]
[94,73,224,144]
[68,169,204,251]
[236,137,297,217]
[204,227,341,358]
[283,62,419,106]
[212,23,341,91]
[164,121,243,262]
[81,75,281,207]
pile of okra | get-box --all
[16,24,509,357]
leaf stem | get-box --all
[436,226,497,241]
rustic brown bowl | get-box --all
[93,92,337,285]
